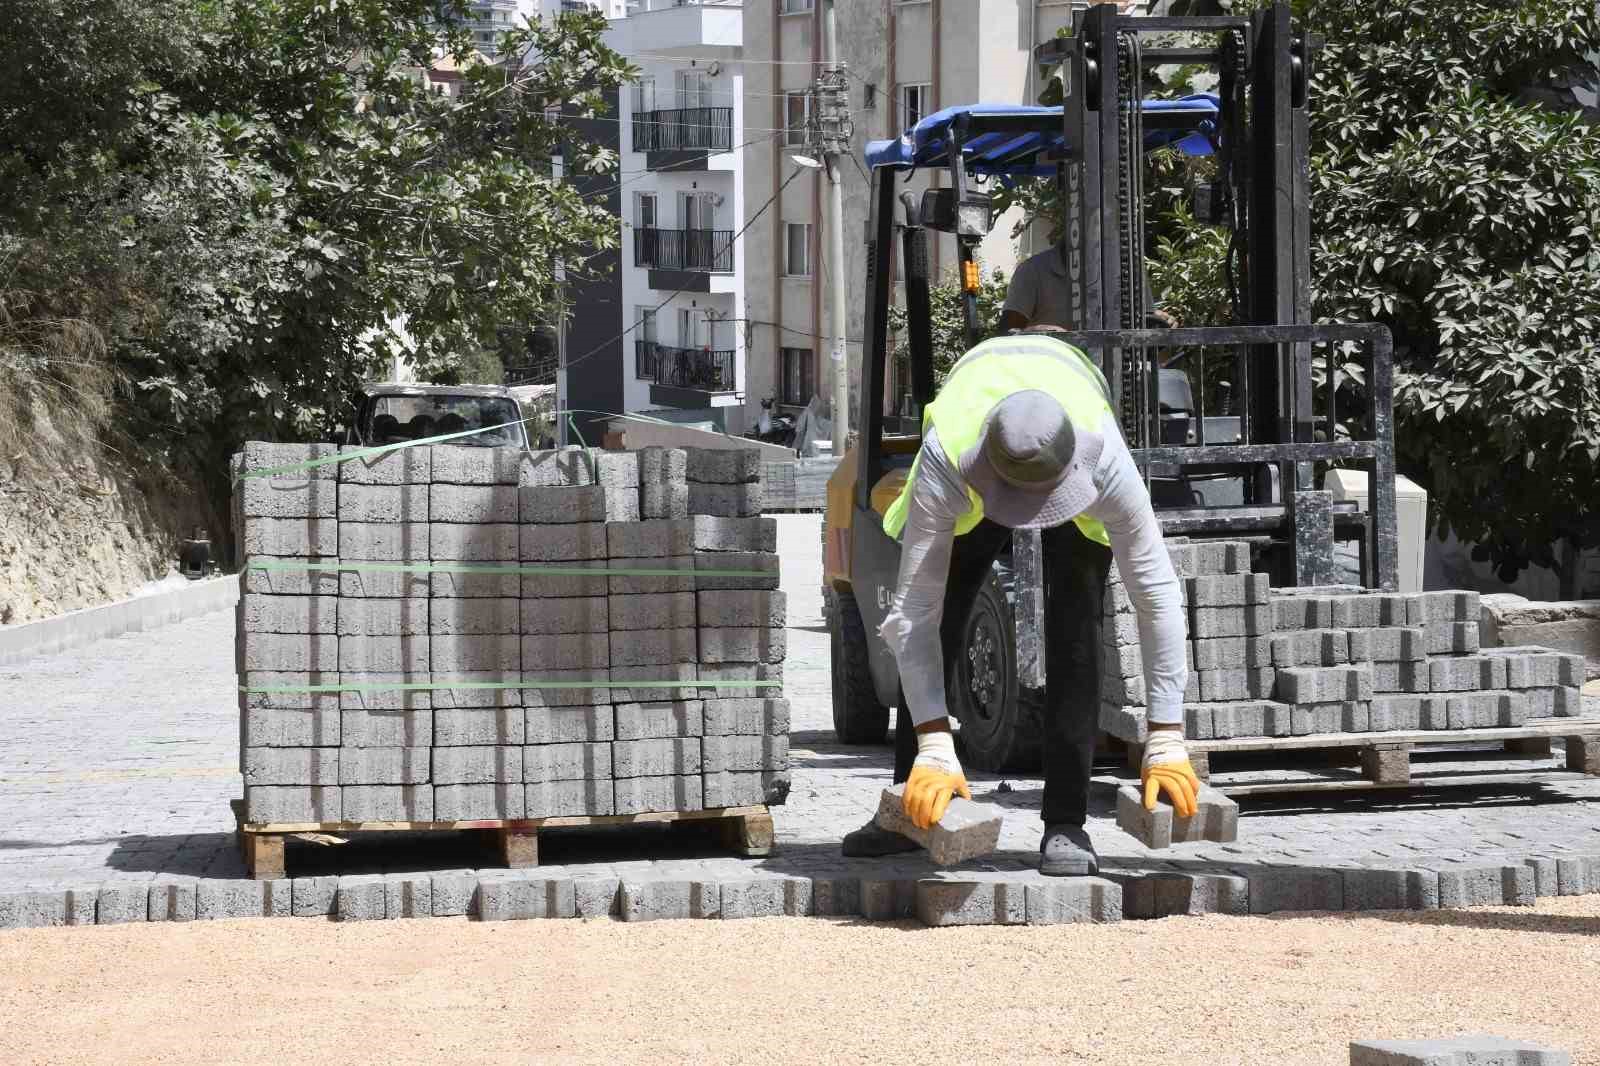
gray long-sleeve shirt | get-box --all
[878,415,1188,729]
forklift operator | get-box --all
[842,324,1198,877]
[999,241,1176,338]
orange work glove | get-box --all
[902,729,971,830]
[1141,729,1201,819]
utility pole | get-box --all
[815,0,852,455]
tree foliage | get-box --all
[887,269,1011,391]
[1304,0,1600,588]
[994,0,1600,590]
[0,0,634,524]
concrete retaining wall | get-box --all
[1481,593,1600,679]
[607,419,792,461]
[0,574,240,666]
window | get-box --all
[780,0,814,13]
[862,83,877,111]
[780,347,815,406]
[370,395,524,447]
[677,68,712,109]
[784,222,812,277]
[635,308,658,378]
[901,83,931,130]
[635,193,659,267]
[679,308,709,349]
[784,90,811,147]
[633,76,656,115]
[680,190,715,231]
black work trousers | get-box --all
[891,518,1113,827]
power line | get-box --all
[559,164,810,376]
[555,112,800,135]
[574,130,784,199]
[728,318,865,346]
[848,149,872,187]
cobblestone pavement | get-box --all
[3,516,1600,912]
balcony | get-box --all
[608,0,742,56]
[633,227,734,291]
[632,107,733,169]
[626,0,740,12]
[636,342,738,406]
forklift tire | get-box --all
[950,569,1045,772]
[830,589,891,745]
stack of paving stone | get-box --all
[1098,538,1590,748]
[235,441,788,828]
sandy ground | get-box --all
[1,900,1597,1066]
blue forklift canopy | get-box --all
[863,95,1220,176]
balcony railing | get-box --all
[633,227,734,273]
[632,107,734,152]
[649,345,737,393]
[634,339,659,379]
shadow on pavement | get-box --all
[1234,782,1585,819]
[0,836,130,852]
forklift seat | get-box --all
[1158,369,1193,415]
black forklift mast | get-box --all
[837,0,1399,754]
[853,2,1396,647]
[855,164,899,516]
[1030,2,1395,591]
[899,192,937,415]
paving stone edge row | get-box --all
[5,851,1598,928]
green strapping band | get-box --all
[245,559,773,578]
[236,407,773,482]
[237,418,541,480]
[241,680,781,694]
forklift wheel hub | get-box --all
[963,604,1006,720]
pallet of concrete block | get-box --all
[231,440,791,878]
[760,457,832,512]
[1102,693,1600,796]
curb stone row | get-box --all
[4,850,1599,928]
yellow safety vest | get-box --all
[882,336,1114,547]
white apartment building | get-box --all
[462,1,623,57]
[742,0,1140,433]
[590,1,748,428]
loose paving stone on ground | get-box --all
[1348,1036,1572,1066]
[6,516,1600,929]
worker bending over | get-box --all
[842,325,1196,876]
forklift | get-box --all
[822,2,1399,770]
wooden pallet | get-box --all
[229,799,775,880]
[1120,720,1600,797]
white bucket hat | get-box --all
[956,389,1103,530]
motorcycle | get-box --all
[745,397,796,448]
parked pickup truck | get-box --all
[345,383,530,449]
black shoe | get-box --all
[1039,823,1098,876]
[841,818,919,857]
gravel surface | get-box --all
[1,897,1597,1065]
